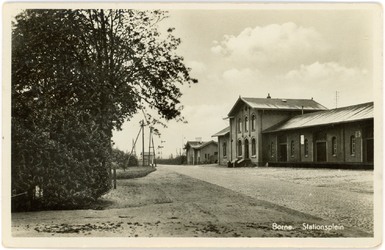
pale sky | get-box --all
[112,6,378,158]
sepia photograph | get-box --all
[3,2,382,248]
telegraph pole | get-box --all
[142,120,145,166]
[148,127,152,166]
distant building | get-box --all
[185,140,218,165]
[213,95,373,169]
[140,152,155,166]
[211,126,230,166]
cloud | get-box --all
[185,60,206,74]
[279,61,372,107]
[207,61,372,108]
[211,22,330,72]
[283,61,366,82]
[183,104,230,123]
[222,68,263,85]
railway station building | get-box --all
[185,140,218,165]
[213,95,374,169]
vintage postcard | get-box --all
[3,2,382,248]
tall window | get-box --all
[238,140,242,156]
[238,118,242,133]
[332,137,337,156]
[291,140,295,157]
[223,142,227,157]
[304,139,309,157]
[271,142,275,157]
[245,116,248,132]
[251,114,256,131]
[251,138,256,156]
[350,135,356,155]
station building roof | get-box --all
[212,126,230,137]
[263,102,374,133]
[185,140,218,150]
[228,96,328,117]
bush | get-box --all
[156,155,186,165]
[111,148,138,171]
[11,115,112,212]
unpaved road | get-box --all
[11,165,372,237]
[162,164,374,234]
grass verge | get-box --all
[115,166,156,179]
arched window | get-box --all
[251,138,256,156]
[271,142,275,157]
[238,140,242,156]
[304,139,309,157]
[251,114,256,131]
[223,142,227,157]
[332,137,337,156]
[350,135,356,155]
[245,116,248,132]
[291,140,295,157]
[238,118,242,133]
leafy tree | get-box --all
[111,148,138,171]
[12,9,196,211]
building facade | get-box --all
[213,95,327,166]
[263,102,374,168]
[212,127,230,165]
[213,95,374,169]
[185,141,218,165]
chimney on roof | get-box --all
[267,93,271,99]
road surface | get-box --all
[11,165,373,239]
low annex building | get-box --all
[211,126,230,166]
[263,102,374,168]
[212,95,374,169]
[185,140,218,165]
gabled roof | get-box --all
[185,140,218,150]
[212,126,230,137]
[263,102,373,133]
[228,96,328,116]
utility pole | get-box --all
[132,139,136,156]
[152,136,157,167]
[148,127,152,166]
[113,164,116,189]
[142,120,145,166]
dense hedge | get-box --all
[11,113,111,211]
[111,148,139,170]
[156,156,186,165]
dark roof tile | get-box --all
[212,126,230,137]
[228,97,327,116]
[263,102,373,133]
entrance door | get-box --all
[244,139,249,159]
[366,139,374,163]
[279,144,287,162]
[316,142,327,162]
